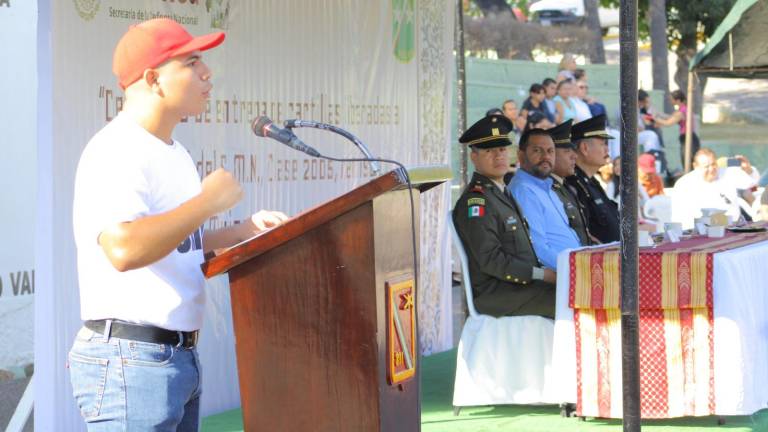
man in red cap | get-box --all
[638,153,665,198]
[70,19,287,430]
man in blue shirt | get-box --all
[507,128,581,269]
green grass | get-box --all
[700,123,768,175]
[202,348,768,431]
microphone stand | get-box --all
[265,120,416,295]
[284,119,381,175]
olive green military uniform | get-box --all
[453,172,556,318]
[551,176,591,246]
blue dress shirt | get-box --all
[507,169,581,269]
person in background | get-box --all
[571,79,594,122]
[486,107,503,117]
[716,156,758,208]
[542,78,558,123]
[578,79,607,118]
[636,90,668,178]
[502,99,527,135]
[638,153,665,198]
[521,83,552,126]
[638,89,665,147]
[524,111,554,132]
[553,79,576,124]
[557,53,577,82]
[736,154,761,184]
[653,89,700,170]
[596,158,617,202]
[671,148,742,229]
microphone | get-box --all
[284,119,380,175]
[252,116,321,157]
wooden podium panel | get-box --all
[203,167,449,431]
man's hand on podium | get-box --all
[249,210,290,233]
[203,210,289,255]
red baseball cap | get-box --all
[638,153,657,174]
[113,18,225,89]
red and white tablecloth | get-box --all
[550,231,768,419]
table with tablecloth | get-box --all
[550,231,768,419]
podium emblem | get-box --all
[386,278,416,385]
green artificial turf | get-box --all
[203,348,768,432]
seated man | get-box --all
[507,124,581,270]
[566,115,621,243]
[549,120,593,246]
[671,148,742,229]
[638,153,665,198]
[453,114,556,319]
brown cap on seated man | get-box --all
[452,114,556,319]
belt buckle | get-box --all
[179,331,198,348]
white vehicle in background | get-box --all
[528,0,620,34]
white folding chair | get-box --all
[643,194,672,224]
[448,212,556,413]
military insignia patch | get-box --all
[467,197,485,206]
[468,205,485,218]
[471,185,484,194]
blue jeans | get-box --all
[68,326,202,431]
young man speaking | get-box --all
[70,18,287,430]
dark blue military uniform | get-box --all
[565,115,620,243]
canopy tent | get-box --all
[690,0,768,78]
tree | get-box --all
[601,0,737,115]
[584,0,606,63]
[470,0,517,58]
[666,0,736,114]
[648,0,671,112]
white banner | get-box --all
[36,0,453,429]
[0,0,36,377]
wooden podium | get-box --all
[202,166,450,432]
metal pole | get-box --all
[684,71,695,173]
[455,0,468,189]
[619,0,641,430]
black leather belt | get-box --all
[85,319,199,348]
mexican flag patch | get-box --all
[468,205,485,218]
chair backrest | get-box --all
[643,194,672,223]
[447,211,479,318]
[736,196,757,220]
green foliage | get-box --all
[599,0,736,48]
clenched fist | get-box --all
[201,168,243,215]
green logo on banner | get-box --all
[392,0,414,63]
[206,0,230,29]
[73,0,100,21]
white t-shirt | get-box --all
[670,168,741,230]
[73,113,205,331]
[572,97,593,123]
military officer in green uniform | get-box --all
[565,114,620,243]
[453,115,556,319]
[548,120,592,246]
